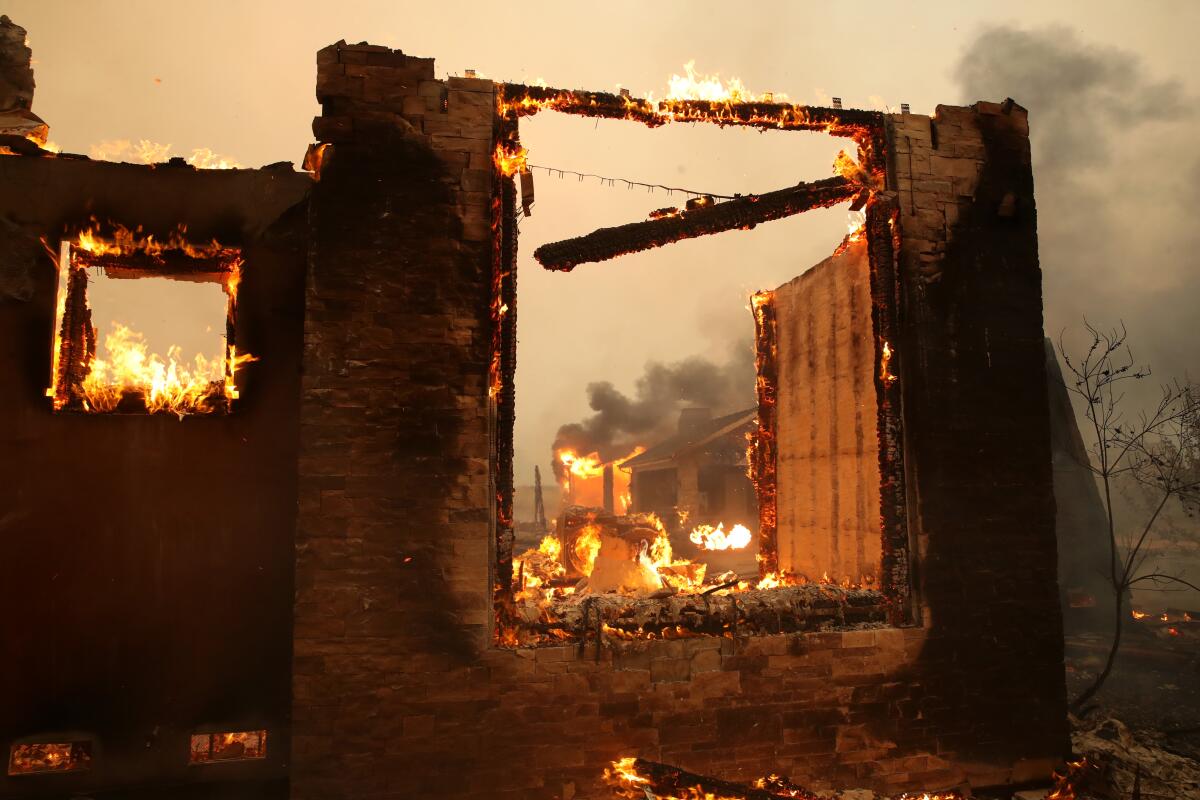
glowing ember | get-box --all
[689,522,753,551]
[880,341,898,386]
[189,730,267,764]
[7,742,91,775]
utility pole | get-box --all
[533,465,548,533]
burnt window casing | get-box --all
[47,225,252,418]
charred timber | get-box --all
[73,251,237,278]
[612,759,818,800]
[55,266,94,409]
[511,584,887,644]
[499,84,884,138]
[534,177,859,272]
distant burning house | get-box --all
[623,406,757,532]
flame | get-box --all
[79,324,250,418]
[689,522,753,551]
[536,534,561,561]
[1160,611,1170,622]
[1046,757,1088,800]
[604,757,649,786]
[87,139,240,169]
[493,142,528,177]
[559,449,605,479]
[880,340,898,386]
[73,221,238,261]
[663,61,770,103]
[573,524,602,577]
[756,572,782,590]
[1131,609,1148,620]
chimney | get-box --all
[678,407,712,437]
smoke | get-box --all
[551,338,755,474]
[955,25,1199,389]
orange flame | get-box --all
[689,522,753,551]
[880,340,898,386]
[493,142,528,177]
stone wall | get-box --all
[292,46,1068,798]
[292,41,498,799]
[773,239,882,585]
[888,101,1069,767]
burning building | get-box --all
[623,407,757,532]
[0,17,1068,800]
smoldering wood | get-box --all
[73,250,236,279]
[533,177,859,272]
[55,265,94,408]
[500,83,884,137]
[513,583,886,639]
[615,758,819,800]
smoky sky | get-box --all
[551,337,755,473]
[956,25,1199,389]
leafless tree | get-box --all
[1058,321,1200,711]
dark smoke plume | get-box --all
[551,339,755,475]
[956,25,1198,387]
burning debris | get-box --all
[502,506,884,647]
[602,757,969,800]
[6,742,91,776]
[188,731,267,764]
[47,221,254,417]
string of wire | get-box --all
[525,163,739,201]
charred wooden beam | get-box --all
[610,758,818,800]
[73,250,237,278]
[499,83,885,138]
[54,266,94,409]
[534,177,860,272]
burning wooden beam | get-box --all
[605,758,819,800]
[534,177,860,272]
[499,83,885,139]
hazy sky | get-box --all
[11,0,1199,485]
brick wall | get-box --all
[293,45,1068,796]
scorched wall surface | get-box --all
[0,156,310,799]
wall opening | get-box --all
[48,222,254,418]
[7,740,92,776]
[188,730,268,765]
[489,85,910,646]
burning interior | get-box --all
[490,79,910,648]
